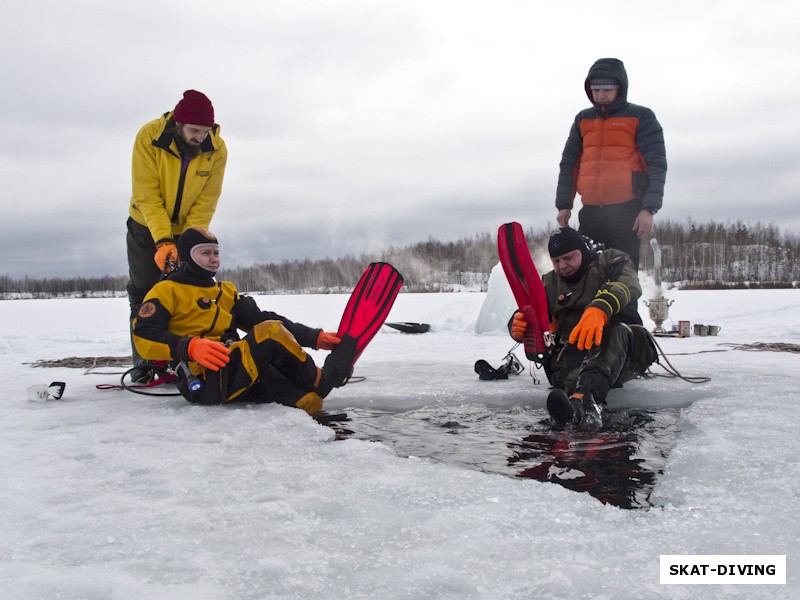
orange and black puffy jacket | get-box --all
[556,58,667,214]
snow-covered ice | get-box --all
[1,284,798,599]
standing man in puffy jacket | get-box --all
[126,90,228,381]
[555,58,666,269]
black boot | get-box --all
[129,317,158,384]
[316,336,358,397]
[546,389,575,427]
[571,370,610,430]
[567,390,602,431]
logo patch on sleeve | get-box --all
[138,301,157,318]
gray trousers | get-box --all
[126,218,171,316]
[126,218,167,368]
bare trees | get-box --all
[1,219,798,297]
[651,219,799,286]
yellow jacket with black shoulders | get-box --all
[132,272,320,368]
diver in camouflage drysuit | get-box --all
[511,227,656,429]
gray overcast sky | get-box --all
[2,0,799,278]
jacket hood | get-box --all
[584,58,629,110]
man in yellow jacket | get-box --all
[126,90,228,381]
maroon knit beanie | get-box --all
[172,90,215,127]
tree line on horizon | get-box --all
[1,218,798,298]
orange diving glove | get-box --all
[510,311,528,342]
[188,337,231,371]
[316,331,341,351]
[568,307,609,351]
[154,241,178,272]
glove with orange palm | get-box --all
[510,311,528,343]
[154,240,178,272]
[188,337,231,371]
[568,307,609,351]
[316,331,341,351]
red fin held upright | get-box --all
[497,222,552,361]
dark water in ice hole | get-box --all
[329,404,681,510]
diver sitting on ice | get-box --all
[132,227,355,413]
[510,227,657,430]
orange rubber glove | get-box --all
[568,307,609,351]
[316,331,341,351]
[510,311,528,342]
[154,241,178,272]
[188,337,231,371]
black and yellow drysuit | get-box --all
[133,270,329,413]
